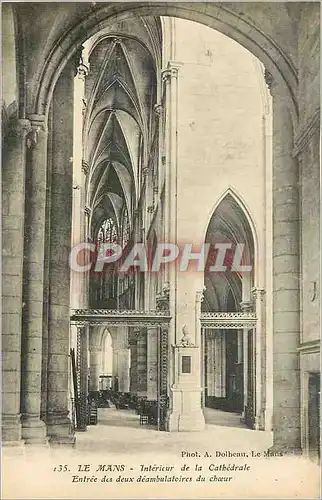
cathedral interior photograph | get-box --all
[1,1,320,474]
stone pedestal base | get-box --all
[267,443,302,456]
[167,388,206,432]
[2,414,23,444]
[49,435,76,447]
[21,416,48,445]
[255,410,266,431]
[2,440,26,456]
[47,413,75,448]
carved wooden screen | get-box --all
[245,329,255,428]
[158,325,168,431]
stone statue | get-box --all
[180,325,194,347]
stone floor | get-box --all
[2,408,320,499]
[74,407,271,456]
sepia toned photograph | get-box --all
[1,1,320,498]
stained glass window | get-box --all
[97,217,118,245]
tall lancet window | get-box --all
[97,217,118,245]
[121,207,130,248]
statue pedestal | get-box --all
[167,344,205,432]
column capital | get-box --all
[89,345,101,353]
[26,114,47,149]
[84,206,91,217]
[76,62,89,81]
[142,166,149,177]
[161,62,182,82]
[73,45,90,80]
[154,103,162,117]
[81,160,89,176]
[196,286,206,303]
[128,335,138,346]
[252,287,265,301]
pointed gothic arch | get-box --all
[203,189,256,312]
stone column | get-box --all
[267,71,301,451]
[46,60,75,446]
[40,105,53,424]
[161,63,179,419]
[117,348,130,393]
[77,326,89,431]
[112,340,119,391]
[2,118,31,446]
[253,288,266,430]
[111,327,130,393]
[147,327,158,400]
[20,114,48,445]
[214,331,226,398]
[136,329,147,397]
[89,346,102,392]
[242,328,248,418]
[129,332,138,394]
[200,326,205,407]
[206,334,215,398]
[237,331,243,364]
[240,301,252,421]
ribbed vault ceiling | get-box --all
[84,17,161,238]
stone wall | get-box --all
[298,4,320,345]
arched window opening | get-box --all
[90,216,119,308]
[203,193,255,313]
[100,330,113,390]
[97,217,118,245]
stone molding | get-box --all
[26,114,47,149]
[71,308,171,327]
[200,311,257,329]
[297,339,320,354]
[292,108,320,157]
